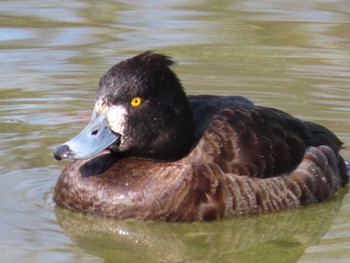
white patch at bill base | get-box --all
[107,105,127,136]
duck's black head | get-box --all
[54,51,195,161]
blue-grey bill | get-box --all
[53,112,120,160]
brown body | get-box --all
[54,96,348,221]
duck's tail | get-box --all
[304,122,349,187]
[339,157,350,186]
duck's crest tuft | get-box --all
[128,50,176,67]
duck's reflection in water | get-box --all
[55,188,347,263]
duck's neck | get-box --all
[127,91,195,162]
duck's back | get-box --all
[189,95,347,180]
[178,95,348,219]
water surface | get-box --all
[0,1,350,262]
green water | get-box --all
[0,1,350,262]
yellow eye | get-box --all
[130,97,142,107]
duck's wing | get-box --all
[189,97,345,180]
